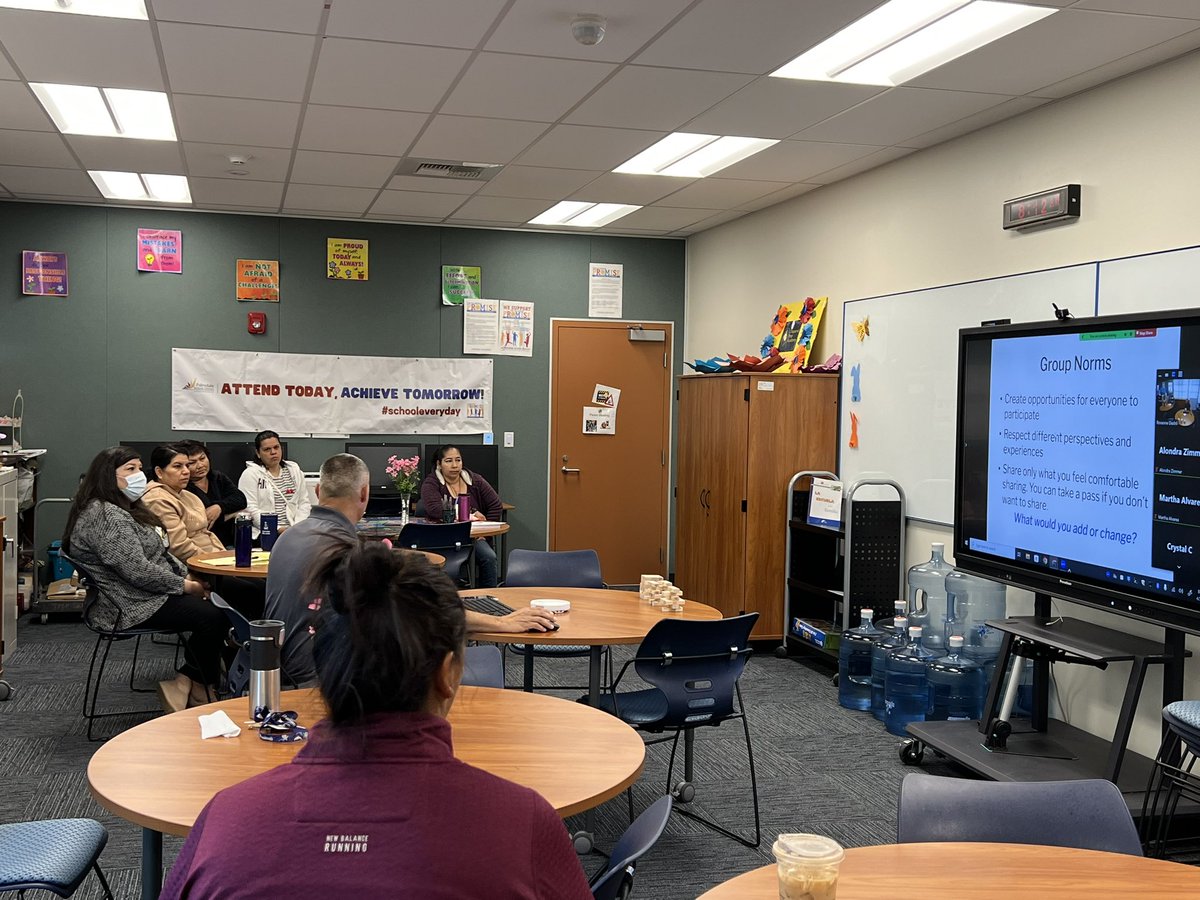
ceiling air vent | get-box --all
[396,158,502,182]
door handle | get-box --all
[561,466,581,474]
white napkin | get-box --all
[198,709,242,739]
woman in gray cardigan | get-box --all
[63,446,227,712]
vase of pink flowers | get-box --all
[385,454,421,526]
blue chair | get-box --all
[596,613,760,848]
[898,773,1143,855]
[396,522,474,585]
[1141,700,1200,857]
[0,818,114,898]
[588,795,672,900]
[504,549,603,692]
[462,645,504,689]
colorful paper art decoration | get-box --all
[851,315,870,342]
[770,296,828,372]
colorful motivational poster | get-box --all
[442,265,481,306]
[137,228,182,273]
[236,259,280,302]
[22,250,68,296]
[327,238,368,280]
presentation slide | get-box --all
[985,327,1181,581]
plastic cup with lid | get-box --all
[772,833,845,900]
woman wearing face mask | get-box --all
[237,430,311,538]
[419,444,503,587]
[63,446,228,712]
[141,444,225,562]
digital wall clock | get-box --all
[1002,184,1081,230]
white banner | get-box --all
[172,348,492,435]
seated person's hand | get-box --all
[470,510,486,521]
[204,504,222,526]
[497,607,557,633]
[183,577,209,598]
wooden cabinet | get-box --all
[675,373,838,639]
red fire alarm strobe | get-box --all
[248,312,267,334]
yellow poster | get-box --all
[236,258,280,301]
[327,238,368,281]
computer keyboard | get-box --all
[462,595,515,617]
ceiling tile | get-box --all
[189,177,284,207]
[326,0,509,47]
[1073,0,1200,17]
[152,0,327,32]
[449,195,548,223]
[160,23,315,102]
[173,96,301,148]
[309,39,470,112]
[478,165,602,200]
[282,183,378,214]
[207,204,284,212]
[183,143,293,181]
[567,172,692,205]
[485,0,693,63]
[679,209,750,234]
[298,106,428,155]
[683,78,884,140]
[611,205,714,230]
[909,9,1200,96]
[0,165,99,197]
[386,173,484,195]
[808,146,915,185]
[410,116,546,165]
[0,129,75,168]
[0,52,17,80]
[367,190,467,219]
[565,66,754,130]
[0,10,163,89]
[716,140,883,182]
[0,81,52,131]
[657,178,793,210]
[1031,30,1200,99]
[441,53,615,122]
[635,0,881,74]
[290,150,400,188]
[735,182,820,212]
[66,136,185,173]
[515,124,665,171]
[795,88,1010,147]
[902,97,1049,150]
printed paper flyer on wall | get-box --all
[327,238,368,280]
[583,406,616,435]
[591,384,620,409]
[172,348,492,435]
[499,300,534,357]
[588,262,623,318]
[137,228,182,273]
[463,298,535,356]
[442,265,482,306]
[236,259,280,301]
[22,250,68,295]
[463,298,500,354]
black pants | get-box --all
[213,575,266,619]
[137,596,228,687]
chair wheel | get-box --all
[0,680,11,701]
[774,645,789,659]
[671,780,696,804]
[571,830,594,854]
[899,739,925,765]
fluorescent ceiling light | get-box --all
[615,133,778,178]
[90,170,191,203]
[771,0,1055,87]
[31,83,176,140]
[529,201,641,228]
[0,0,147,18]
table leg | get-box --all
[588,646,602,707]
[142,828,163,900]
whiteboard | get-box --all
[839,264,1098,525]
[1098,244,1200,315]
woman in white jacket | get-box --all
[237,430,311,537]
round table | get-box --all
[187,546,445,579]
[463,586,722,703]
[355,518,510,540]
[697,843,1200,898]
[89,686,644,899]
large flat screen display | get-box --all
[955,307,1200,634]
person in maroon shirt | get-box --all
[161,543,592,900]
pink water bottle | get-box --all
[457,495,471,522]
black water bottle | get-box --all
[441,495,455,523]
[234,513,252,568]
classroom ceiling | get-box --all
[0,0,1198,237]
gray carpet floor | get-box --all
[0,614,965,899]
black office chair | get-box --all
[505,549,604,693]
[588,795,672,900]
[1141,700,1200,857]
[596,613,761,848]
[67,553,197,741]
[898,773,1143,855]
[396,522,474,585]
[0,817,114,898]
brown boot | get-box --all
[156,676,189,714]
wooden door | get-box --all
[549,320,672,584]
[675,376,748,616]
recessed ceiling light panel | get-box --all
[528,201,640,227]
[0,0,147,18]
[614,132,778,178]
[90,170,191,203]
[32,83,176,140]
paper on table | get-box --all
[204,551,270,567]
[198,710,241,739]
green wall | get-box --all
[0,202,686,557]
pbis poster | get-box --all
[137,228,182,273]
[327,238,368,280]
[22,250,68,295]
[236,259,280,301]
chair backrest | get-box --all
[208,591,251,645]
[58,551,111,632]
[462,645,504,689]
[632,613,758,729]
[505,549,602,588]
[396,521,472,553]
[589,795,673,900]
[897,773,1143,856]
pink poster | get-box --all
[137,228,182,273]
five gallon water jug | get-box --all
[838,608,881,711]
[870,615,908,721]
[884,626,936,737]
[926,635,983,722]
[875,599,909,639]
[944,570,1006,664]
[908,543,954,653]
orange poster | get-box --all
[236,259,280,302]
